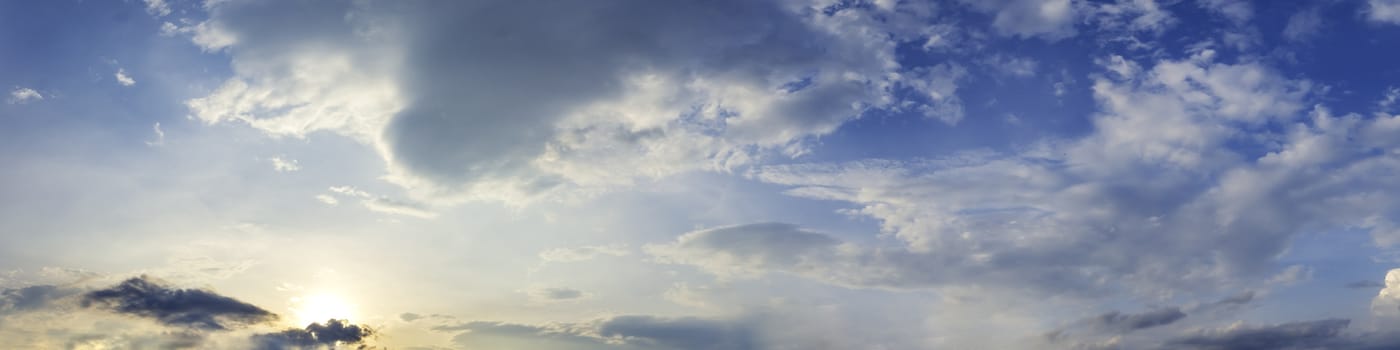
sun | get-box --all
[291,293,356,327]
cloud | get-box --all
[1085,308,1187,333]
[1282,8,1323,42]
[8,87,42,104]
[144,0,171,17]
[524,287,589,303]
[182,0,935,203]
[252,319,375,349]
[539,244,630,264]
[648,53,1400,300]
[115,68,136,86]
[146,122,166,146]
[645,223,842,279]
[1089,0,1176,38]
[1197,0,1252,24]
[1,285,77,316]
[1165,319,1349,350]
[1368,0,1400,25]
[956,0,1080,40]
[323,186,436,218]
[1348,280,1385,289]
[269,156,300,172]
[82,276,278,330]
[598,315,756,350]
[1372,269,1400,316]
[439,315,756,350]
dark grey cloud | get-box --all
[440,321,614,350]
[531,287,585,301]
[253,319,375,350]
[1165,319,1349,350]
[1347,280,1385,289]
[599,315,756,350]
[1,284,76,314]
[82,276,278,330]
[1088,308,1186,333]
[440,316,758,350]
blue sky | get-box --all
[5,0,1400,349]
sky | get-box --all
[5,0,1400,349]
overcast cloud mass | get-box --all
[4,0,1400,348]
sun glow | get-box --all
[292,293,356,327]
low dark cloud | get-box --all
[442,315,760,350]
[1088,307,1186,333]
[1165,319,1349,350]
[253,319,375,349]
[599,315,757,350]
[2,285,76,314]
[1346,280,1385,289]
[82,275,278,330]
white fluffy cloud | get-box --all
[183,0,939,203]
[650,53,1400,299]
[1373,269,1400,316]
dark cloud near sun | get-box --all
[81,275,278,330]
[252,319,375,350]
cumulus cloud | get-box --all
[7,87,42,104]
[1369,0,1400,25]
[1372,269,1400,316]
[82,276,278,330]
[1089,0,1176,37]
[182,0,935,203]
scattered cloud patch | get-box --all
[143,0,171,17]
[268,156,300,172]
[145,122,165,146]
[1369,0,1400,25]
[115,68,135,86]
[7,87,42,104]
[538,244,630,265]
[1283,8,1323,42]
